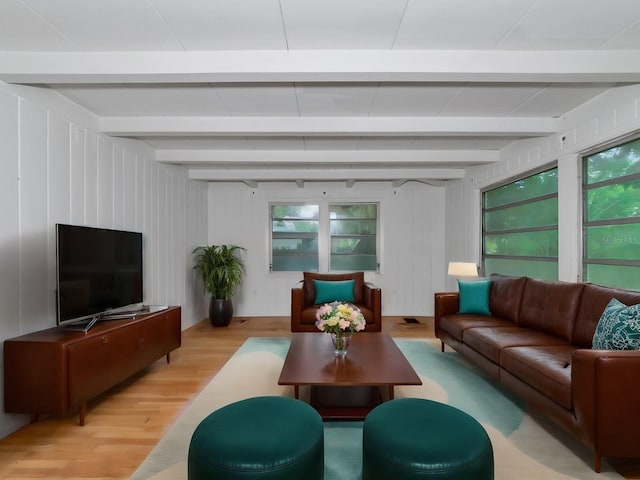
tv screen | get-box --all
[56,224,143,325]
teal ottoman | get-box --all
[363,398,494,480]
[188,396,324,480]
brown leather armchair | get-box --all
[291,271,382,332]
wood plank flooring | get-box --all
[0,315,637,479]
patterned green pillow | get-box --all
[592,298,640,350]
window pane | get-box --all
[585,137,640,185]
[330,204,377,219]
[585,264,640,291]
[272,220,318,233]
[271,204,319,272]
[484,230,558,257]
[585,224,640,260]
[330,219,377,235]
[485,258,558,281]
[331,237,376,255]
[484,169,558,209]
[585,179,640,222]
[330,203,378,272]
[485,197,558,232]
[272,204,319,219]
[331,255,377,271]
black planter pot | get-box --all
[209,298,233,327]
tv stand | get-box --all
[64,315,100,333]
[3,306,181,426]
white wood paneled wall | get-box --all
[207,181,446,317]
[0,83,208,438]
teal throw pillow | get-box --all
[313,279,355,304]
[592,298,640,350]
[458,279,492,315]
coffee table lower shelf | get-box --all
[300,385,392,420]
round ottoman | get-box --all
[362,398,493,480]
[188,396,324,480]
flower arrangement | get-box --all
[315,302,366,334]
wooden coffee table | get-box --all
[278,332,422,419]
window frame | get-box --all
[270,201,380,273]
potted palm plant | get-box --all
[193,244,246,327]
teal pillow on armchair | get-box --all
[313,279,355,304]
[458,279,492,315]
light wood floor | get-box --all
[0,316,637,479]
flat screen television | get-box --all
[56,224,143,327]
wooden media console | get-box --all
[3,306,181,426]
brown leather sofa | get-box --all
[291,271,382,332]
[435,274,640,472]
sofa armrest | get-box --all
[572,349,640,462]
[363,282,382,332]
[291,287,304,331]
[434,291,459,337]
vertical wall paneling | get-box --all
[135,155,145,233]
[112,144,124,229]
[97,136,113,228]
[48,114,71,228]
[152,160,160,302]
[143,156,155,303]
[69,124,85,225]
[47,112,71,323]
[18,98,50,333]
[122,149,136,230]
[0,90,20,340]
[84,131,98,226]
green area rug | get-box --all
[130,337,622,480]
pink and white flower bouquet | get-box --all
[315,302,366,334]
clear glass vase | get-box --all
[330,331,352,357]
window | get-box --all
[271,202,379,272]
[582,137,640,290]
[482,167,558,280]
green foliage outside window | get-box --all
[583,137,640,290]
[330,204,378,271]
[484,169,558,209]
[270,203,379,272]
[483,167,559,279]
[484,197,558,232]
[271,205,319,272]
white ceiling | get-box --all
[1,0,640,185]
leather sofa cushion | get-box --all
[464,326,568,364]
[303,272,364,305]
[439,314,513,342]
[501,346,574,410]
[489,274,528,323]
[573,283,640,348]
[518,278,584,341]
